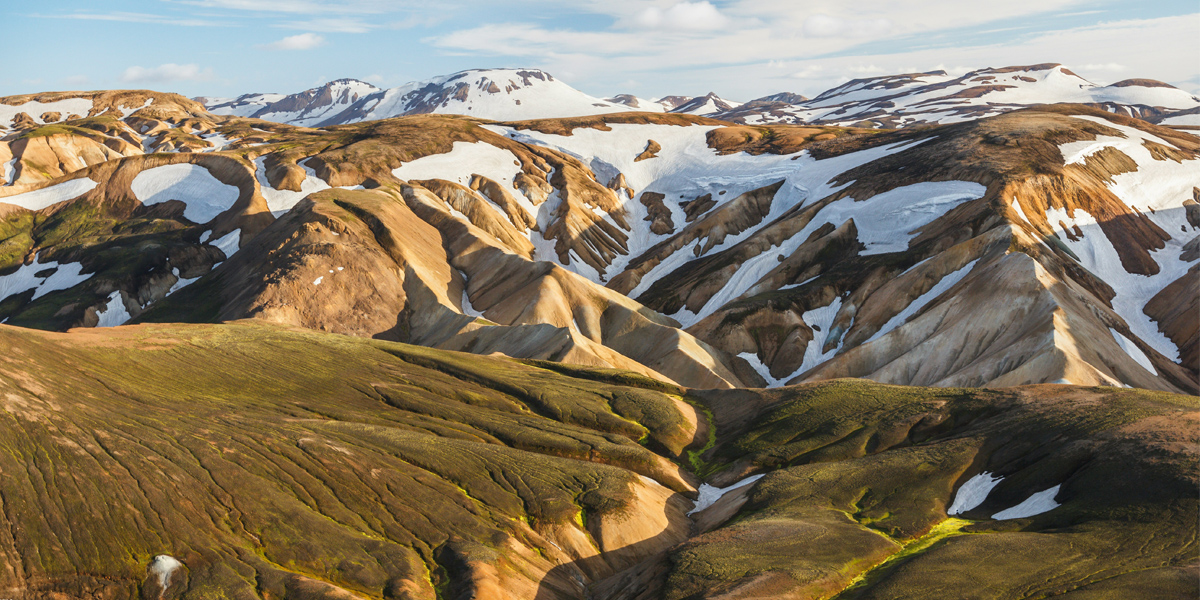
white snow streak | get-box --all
[688,474,765,516]
[1109,328,1158,376]
[865,259,979,344]
[948,472,1004,515]
[992,485,1061,520]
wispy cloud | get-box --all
[34,11,225,27]
[633,2,729,31]
[263,32,326,50]
[170,0,411,14]
[121,63,216,84]
[277,17,373,33]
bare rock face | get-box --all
[635,139,661,162]
[639,191,675,235]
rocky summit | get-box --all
[0,61,1196,600]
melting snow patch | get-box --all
[148,554,183,588]
[0,259,90,301]
[992,485,1061,520]
[2,156,17,185]
[0,98,94,128]
[1109,328,1157,375]
[254,156,332,216]
[131,164,240,223]
[167,268,199,295]
[689,474,765,516]
[865,259,979,344]
[209,229,240,261]
[737,352,783,387]
[95,291,131,327]
[948,471,1003,515]
[1045,205,1186,362]
[313,276,324,285]
[0,178,98,210]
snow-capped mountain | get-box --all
[201,69,636,126]
[605,94,669,112]
[203,78,381,127]
[716,64,1200,128]
[668,92,742,115]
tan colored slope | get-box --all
[141,183,747,388]
[796,228,1190,392]
[398,180,748,389]
[632,107,1198,393]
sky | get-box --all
[2,0,1198,101]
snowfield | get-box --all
[131,164,241,223]
[0,178,98,211]
[95,291,131,327]
[0,98,95,128]
[1049,116,1200,363]
[0,258,90,302]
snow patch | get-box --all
[948,471,1003,515]
[1109,328,1157,376]
[209,229,240,261]
[0,98,94,128]
[0,178,98,210]
[167,268,199,295]
[313,276,324,285]
[254,156,332,216]
[865,259,979,344]
[95,291,131,327]
[148,555,183,589]
[0,259,90,301]
[992,485,1061,520]
[688,474,765,516]
[131,164,241,223]
[2,156,17,185]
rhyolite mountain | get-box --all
[2,86,1196,393]
[201,69,638,126]
[713,63,1200,128]
[197,63,1200,130]
[0,64,1197,599]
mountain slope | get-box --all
[201,69,637,125]
[203,78,381,127]
[0,100,1195,394]
[718,64,1200,128]
[0,321,1193,599]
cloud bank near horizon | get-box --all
[5,0,1197,100]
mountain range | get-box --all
[193,64,1199,130]
[0,63,1196,599]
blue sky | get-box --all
[3,0,1197,100]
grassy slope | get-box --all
[0,323,1194,600]
[658,381,1198,599]
[0,321,697,599]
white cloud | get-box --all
[277,17,373,32]
[120,63,215,84]
[1080,63,1127,72]
[36,11,224,27]
[634,2,729,30]
[63,75,91,87]
[264,32,326,50]
[801,15,891,37]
